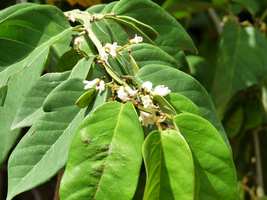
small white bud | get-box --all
[96,80,105,93]
[153,85,171,96]
[103,42,120,58]
[142,81,153,92]
[125,86,138,97]
[73,36,84,48]
[141,95,154,109]
[83,79,99,90]
[117,86,130,102]
[130,34,143,44]
[139,111,154,127]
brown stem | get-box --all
[53,170,64,200]
[253,130,265,197]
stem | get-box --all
[208,8,223,34]
[53,170,64,200]
[31,189,42,200]
[253,129,265,197]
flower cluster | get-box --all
[115,81,171,126]
[83,78,105,93]
[99,35,143,62]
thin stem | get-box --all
[31,189,42,200]
[53,170,64,200]
[252,129,265,197]
[208,8,223,34]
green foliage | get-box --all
[1,0,254,199]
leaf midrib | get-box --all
[92,103,125,199]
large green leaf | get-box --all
[211,20,267,117]
[7,58,96,200]
[112,0,196,54]
[60,102,144,200]
[12,71,70,129]
[0,4,70,68]
[7,79,85,200]
[136,64,228,144]
[0,54,45,165]
[174,113,238,200]
[143,130,194,200]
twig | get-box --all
[253,129,265,197]
[31,189,42,200]
[208,8,223,34]
[53,170,64,200]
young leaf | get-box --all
[11,71,70,130]
[174,113,239,200]
[143,130,194,200]
[75,88,96,108]
[60,102,144,200]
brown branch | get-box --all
[253,130,265,197]
[53,170,64,200]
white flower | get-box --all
[125,86,138,97]
[64,12,76,22]
[103,42,120,58]
[99,49,109,62]
[117,86,130,101]
[96,80,105,93]
[153,85,171,96]
[139,111,154,127]
[83,79,99,90]
[142,81,153,92]
[141,95,154,109]
[73,36,84,47]
[130,34,143,44]
[83,78,105,92]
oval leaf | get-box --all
[143,130,194,200]
[174,113,239,200]
[60,102,144,200]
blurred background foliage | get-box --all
[1,0,267,199]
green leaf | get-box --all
[112,0,196,54]
[166,93,200,115]
[143,130,194,200]
[153,95,177,115]
[0,84,7,106]
[0,4,70,68]
[124,43,180,69]
[136,64,228,144]
[115,15,158,40]
[75,88,97,108]
[212,20,267,117]
[7,79,85,200]
[11,71,70,130]
[7,57,96,199]
[0,58,44,165]
[60,102,144,200]
[174,113,238,200]
[223,106,244,138]
[0,4,72,164]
